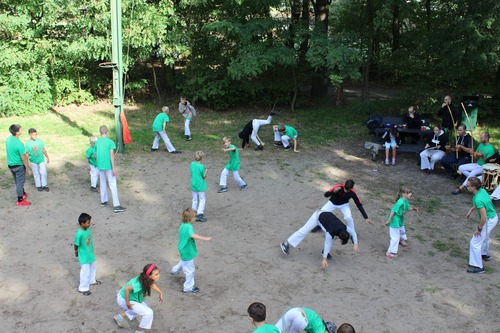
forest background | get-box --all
[0,0,499,117]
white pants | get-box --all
[459,163,483,187]
[275,307,308,333]
[89,165,99,188]
[287,211,321,248]
[171,259,195,292]
[117,293,154,330]
[99,170,120,206]
[192,191,206,214]
[251,116,272,146]
[469,215,498,268]
[219,168,245,187]
[152,131,176,152]
[387,226,407,254]
[491,186,500,200]
[320,201,359,244]
[184,119,191,136]
[78,261,96,292]
[30,162,48,187]
[420,150,445,170]
[274,132,295,147]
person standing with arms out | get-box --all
[190,151,208,222]
[94,125,126,213]
[25,128,50,192]
[114,263,164,332]
[150,106,181,154]
[247,302,280,333]
[217,136,248,193]
[171,208,212,293]
[74,213,100,296]
[179,96,197,141]
[86,136,99,192]
[6,124,32,206]
[465,177,498,273]
[385,187,418,259]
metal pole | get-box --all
[111,0,124,153]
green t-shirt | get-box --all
[225,144,241,171]
[190,161,207,192]
[6,136,26,166]
[120,276,145,303]
[178,222,198,261]
[473,188,497,219]
[94,136,116,170]
[74,228,96,264]
[476,143,495,166]
[303,307,325,333]
[25,138,45,164]
[388,197,410,228]
[86,146,96,167]
[284,125,298,138]
[152,113,170,132]
[252,324,280,333]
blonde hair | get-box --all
[161,106,169,113]
[194,151,204,161]
[222,136,231,143]
[89,136,97,144]
[182,208,197,223]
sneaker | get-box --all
[451,188,461,195]
[37,187,43,192]
[150,148,158,152]
[185,135,192,141]
[101,201,108,207]
[90,186,98,192]
[321,250,332,260]
[113,205,126,213]
[240,184,248,191]
[482,255,491,261]
[78,290,91,296]
[255,145,263,151]
[217,186,228,193]
[16,199,31,207]
[170,270,180,276]
[391,160,396,166]
[325,322,337,333]
[467,266,485,274]
[270,111,280,116]
[22,192,28,199]
[274,141,283,146]
[43,186,49,192]
[399,240,408,247]
[283,145,291,151]
[386,252,398,259]
[114,314,129,328]
[385,159,389,165]
[196,214,207,222]
[170,150,182,154]
[280,241,289,255]
[183,287,200,293]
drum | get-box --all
[481,163,500,192]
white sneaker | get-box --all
[114,314,129,328]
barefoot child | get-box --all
[86,136,99,192]
[74,213,100,296]
[385,187,418,258]
[190,151,208,222]
[114,264,164,332]
[171,208,212,293]
[217,136,248,193]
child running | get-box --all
[217,136,248,193]
[190,151,208,222]
[114,263,164,332]
[171,208,212,293]
[247,302,280,333]
[150,106,181,154]
[74,213,100,296]
[86,136,99,192]
[25,128,50,191]
[385,187,418,258]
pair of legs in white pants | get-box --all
[274,132,295,148]
[116,293,154,330]
[251,116,272,146]
[420,150,445,170]
[459,163,483,187]
[184,118,191,137]
[275,307,307,333]
[387,226,407,254]
[151,130,176,152]
[171,259,195,292]
[89,165,99,188]
[192,191,206,214]
[30,161,48,187]
[287,211,323,248]
[219,168,246,187]
[320,201,359,244]
[99,170,120,206]
[78,261,96,292]
[469,215,498,268]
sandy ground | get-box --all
[0,135,499,333]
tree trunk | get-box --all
[310,0,330,98]
[362,0,374,102]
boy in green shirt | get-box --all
[5,124,32,206]
[247,302,280,333]
[86,136,99,192]
[170,208,211,293]
[74,213,100,296]
[25,128,50,192]
[150,106,181,154]
[274,124,299,152]
[190,151,208,222]
[217,137,248,193]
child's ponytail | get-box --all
[139,263,157,297]
[396,186,412,202]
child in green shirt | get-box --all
[25,128,50,192]
[217,137,248,193]
[247,302,280,333]
[170,208,211,293]
[74,213,100,296]
[86,136,98,192]
[190,151,208,222]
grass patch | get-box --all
[424,286,443,294]
[426,198,442,214]
[413,234,425,244]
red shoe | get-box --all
[16,199,31,206]
[22,192,28,199]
